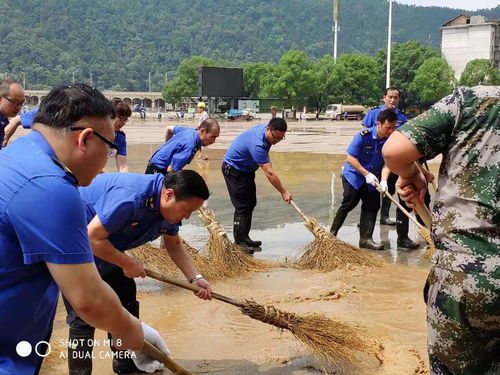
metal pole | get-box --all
[333,0,339,61]
[22,73,26,89]
[165,73,168,84]
[148,71,152,92]
[90,72,93,86]
[72,72,75,84]
[386,0,393,88]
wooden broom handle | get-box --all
[406,185,433,229]
[145,269,243,308]
[373,181,425,230]
[290,200,309,222]
[143,341,192,375]
[423,162,438,193]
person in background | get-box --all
[0,78,25,149]
[2,107,38,147]
[383,86,499,375]
[196,102,209,126]
[111,99,131,172]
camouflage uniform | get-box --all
[398,86,500,375]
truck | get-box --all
[325,104,367,121]
[225,109,255,121]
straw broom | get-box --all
[197,208,270,278]
[145,269,383,368]
[291,201,384,272]
[373,181,436,258]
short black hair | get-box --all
[268,117,287,132]
[198,118,220,132]
[384,87,401,96]
[0,78,21,97]
[34,83,115,130]
[163,170,210,201]
[377,109,398,124]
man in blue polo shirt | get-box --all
[329,109,397,250]
[65,170,212,374]
[2,108,38,147]
[145,118,220,174]
[222,118,292,253]
[0,78,25,149]
[111,99,131,172]
[0,84,167,375]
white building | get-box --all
[441,14,500,80]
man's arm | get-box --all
[383,131,427,206]
[163,234,212,300]
[259,162,292,202]
[47,262,143,350]
[3,115,21,147]
[346,154,371,176]
[115,155,129,173]
[87,216,145,278]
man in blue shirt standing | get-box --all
[329,109,397,250]
[111,99,131,172]
[2,107,38,147]
[0,84,167,375]
[0,78,25,149]
[146,118,220,174]
[222,118,292,253]
[65,170,212,374]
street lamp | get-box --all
[148,71,152,92]
[21,72,26,89]
[386,0,393,88]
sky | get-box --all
[394,0,499,11]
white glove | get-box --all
[365,173,379,187]
[377,180,388,193]
[130,322,169,373]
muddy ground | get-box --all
[22,118,437,374]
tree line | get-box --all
[163,41,500,113]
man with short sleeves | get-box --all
[222,118,292,253]
[146,118,220,174]
[65,170,212,374]
[0,78,25,149]
[196,102,209,125]
[329,109,397,250]
[0,84,166,375]
[383,86,500,375]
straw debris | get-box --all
[296,218,384,272]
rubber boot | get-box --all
[380,197,396,226]
[329,210,348,236]
[359,211,384,250]
[68,327,95,375]
[396,209,419,249]
[111,301,143,374]
[233,214,254,255]
[243,214,262,248]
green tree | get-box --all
[411,57,455,105]
[242,62,276,97]
[459,59,500,86]
[376,41,440,107]
[306,54,336,117]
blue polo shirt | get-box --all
[361,105,407,128]
[149,127,201,171]
[79,173,180,274]
[342,126,388,191]
[114,130,127,156]
[0,131,93,375]
[0,112,8,150]
[223,124,271,173]
[20,108,39,129]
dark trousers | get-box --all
[64,265,137,329]
[222,161,257,215]
[337,176,380,216]
[145,162,167,175]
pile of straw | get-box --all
[296,218,384,272]
[198,208,270,278]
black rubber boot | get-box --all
[359,211,384,250]
[67,327,95,375]
[111,301,143,374]
[243,214,262,248]
[329,210,348,236]
[396,209,419,249]
[233,214,254,254]
[380,197,396,226]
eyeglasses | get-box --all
[270,129,285,141]
[2,95,25,108]
[118,116,129,123]
[71,127,119,158]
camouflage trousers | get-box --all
[425,266,500,375]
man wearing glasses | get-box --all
[0,78,25,149]
[222,118,292,254]
[0,84,167,375]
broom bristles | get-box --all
[240,300,383,367]
[296,218,384,272]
